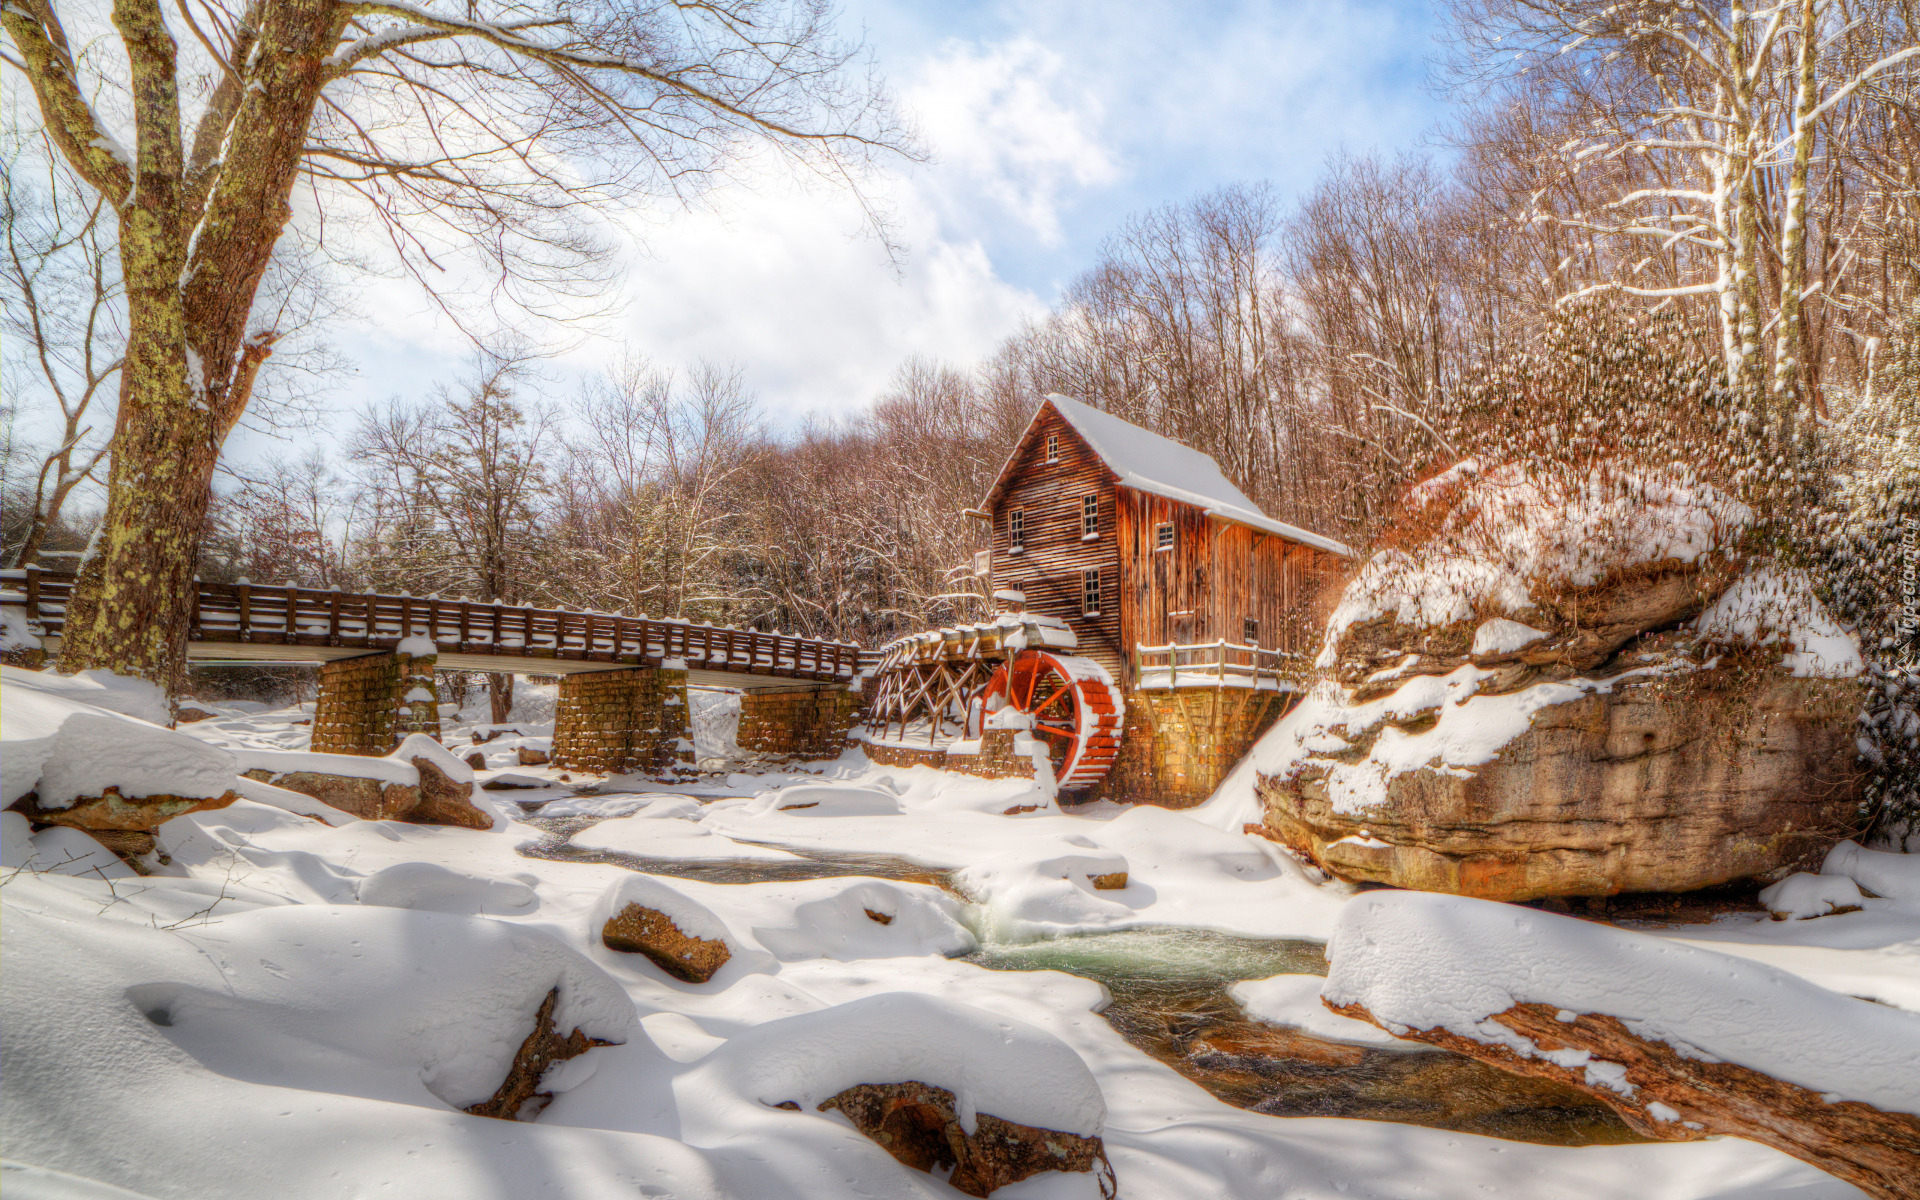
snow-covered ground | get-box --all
[3,676,1905,1199]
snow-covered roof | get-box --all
[987,395,1352,557]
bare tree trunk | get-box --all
[488,672,514,725]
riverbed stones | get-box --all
[817,1080,1113,1199]
[600,903,731,983]
[242,754,493,830]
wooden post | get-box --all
[237,583,252,642]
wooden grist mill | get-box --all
[862,395,1352,805]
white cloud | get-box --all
[901,36,1120,245]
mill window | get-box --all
[1008,508,1025,553]
[1081,494,1099,539]
[1046,433,1060,462]
[1243,618,1260,646]
[1155,523,1174,551]
[1082,568,1102,615]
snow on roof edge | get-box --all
[982,394,1352,557]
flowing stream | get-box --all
[523,813,1646,1149]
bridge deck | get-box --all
[3,569,871,690]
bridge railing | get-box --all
[1,568,869,683]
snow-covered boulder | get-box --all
[680,992,1109,1197]
[1322,891,1920,1197]
[594,874,740,983]
[122,902,633,1117]
[236,734,497,830]
[3,666,239,833]
[1246,463,1864,900]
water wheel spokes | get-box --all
[978,650,1124,792]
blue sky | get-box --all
[228,0,1447,463]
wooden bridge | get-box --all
[1,568,871,691]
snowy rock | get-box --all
[1250,480,1865,899]
[1252,663,1863,899]
[681,992,1108,1196]
[3,667,239,831]
[818,1079,1111,1198]
[746,879,976,962]
[1322,891,1920,1199]
[595,875,737,983]
[1228,974,1432,1051]
[1758,873,1866,920]
[237,738,494,830]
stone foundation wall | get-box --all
[1088,686,1294,809]
[312,651,440,754]
[737,687,863,760]
[552,668,694,778]
[861,730,1038,781]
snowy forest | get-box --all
[4,1,1920,1199]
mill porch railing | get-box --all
[1133,640,1308,691]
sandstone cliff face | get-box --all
[1259,654,1864,899]
[1253,535,1866,899]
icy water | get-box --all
[966,928,1647,1147]
[519,814,947,886]
[522,814,1644,1148]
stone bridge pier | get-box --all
[735,685,864,760]
[551,668,697,778]
[312,647,442,754]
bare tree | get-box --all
[1447,0,1920,415]
[2,0,915,693]
[0,131,119,567]
[351,348,553,721]
[553,357,764,622]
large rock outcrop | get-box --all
[1261,636,1863,899]
[1251,463,1866,900]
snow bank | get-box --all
[1321,462,1750,659]
[1824,839,1920,903]
[1692,567,1863,677]
[742,784,903,818]
[1760,839,1920,919]
[1228,974,1431,1050]
[567,803,806,862]
[1,605,41,654]
[3,665,171,724]
[681,992,1105,1137]
[129,903,633,1111]
[356,862,537,916]
[746,879,977,962]
[2,667,235,808]
[1324,890,1920,1114]
[1,817,136,879]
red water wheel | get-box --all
[972,650,1124,792]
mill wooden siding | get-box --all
[1114,490,1339,678]
[988,409,1125,677]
